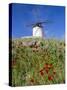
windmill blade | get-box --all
[38,20,53,24]
[26,20,53,27]
[26,23,35,27]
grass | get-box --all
[11,38,65,86]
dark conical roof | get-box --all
[33,23,43,28]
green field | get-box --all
[11,38,65,86]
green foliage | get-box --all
[11,38,65,86]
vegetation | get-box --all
[11,38,65,86]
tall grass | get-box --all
[11,38,65,86]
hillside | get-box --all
[11,38,65,86]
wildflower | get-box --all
[48,75,53,81]
[48,64,53,69]
[44,63,48,68]
[39,69,44,76]
[43,63,49,73]
[43,63,53,74]
[45,68,49,74]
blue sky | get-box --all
[12,3,65,39]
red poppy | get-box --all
[40,71,44,76]
[45,68,49,74]
[44,63,48,68]
[48,64,53,69]
[44,63,49,70]
[48,75,53,81]
[43,63,48,69]
[39,69,43,72]
[47,65,51,69]
[39,69,44,76]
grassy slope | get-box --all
[11,38,65,86]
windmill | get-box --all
[27,20,51,38]
[26,6,52,38]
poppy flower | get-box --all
[44,63,48,68]
[39,69,43,72]
[48,75,53,81]
[44,63,49,68]
[47,65,51,69]
[45,68,49,74]
[40,71,44,76]
[48,64,53,69]
[39,69,44,76]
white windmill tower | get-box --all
[27,21,50,38]
[32,23,43,38]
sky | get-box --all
[11,3,65,39]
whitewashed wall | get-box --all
[33,26,43,38]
